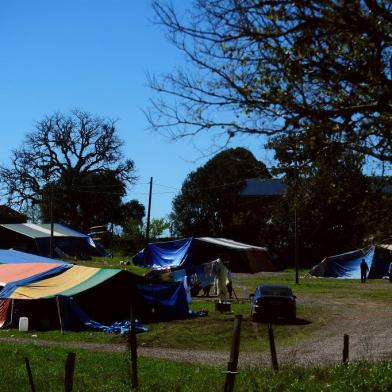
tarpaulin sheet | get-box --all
[59,296,149,334]
[0,224,106,257]
[0,223,88,239]
[136,282,189,320]
[0,263,67,285]
[133,237,277,273]
[309,247,375,279]
[9,265,119,299]
[133,238,192,269]
[0,249,68,264]
[197,237,266,251]
[0,263,71,298]
[0,299,11,327]
[189,261,216,288]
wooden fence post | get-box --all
[64,352,76,392]
[128,304,138,389]
[268,323,279,371]
[223,314,242,392]
[343,334,349,364]
[24,357,36,392]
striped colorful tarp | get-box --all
[9,265,120,300]
[0,263,65,286]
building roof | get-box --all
[0,205,27,224]
[241,177,392,197]
[240,178,287,196]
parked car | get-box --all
[250,284,296,322]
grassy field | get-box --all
[0,343,391,391]
[235,269,392,301]
[0,299,324,352]
[1,271,391,390]
[71,254,149,275]
[1,270,390,353]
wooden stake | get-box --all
[64,352,76,392]
[268,323,279,371]
[24,357,36,392]
[343,334,349,364]
[223,314,242,392]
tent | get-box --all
[133,237,277,273]
[309,245,392,279]
[0,250,189,330]
[0,223,107,259]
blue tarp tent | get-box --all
[309,245,392,279]
[0,249,70,265]
[133,237,276,273]
[133,238,193,269]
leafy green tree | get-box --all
[120,200,146,233]
[119,216,168,255]
[171,147,271,243]
[149,217,171,239]
[0,110,137,232]
[149,0,392,162]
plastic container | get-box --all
[19,316,29,332]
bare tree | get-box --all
[147,0,392,162]
[0,110,137,227]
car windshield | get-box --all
[260,286,293,296]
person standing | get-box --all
[226,268,233,299]
[388,261,392,283]
[360,259,369,283]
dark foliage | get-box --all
[171,147,272,244]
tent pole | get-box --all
[50,185,54,258]
[56,296,64,334]
[10,299,14,327]
[294,148,300,285]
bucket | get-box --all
[19,317,29,332]
[215,301,231,312]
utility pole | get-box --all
[49,185,54,258]
[110,223,114,259]
[294,145,299,285]
[145,177,153,242]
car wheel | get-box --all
[288,310,296,322]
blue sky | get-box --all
[0,0,271,220]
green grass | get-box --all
[0,299,326,352]
[1,271,390,352]
[66,254,150,275]
[0,329,125,344]
[138,300,326,352]
[235,270,392,301]
[0,343,391,391]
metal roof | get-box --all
[240,178,287,196]
[0,223,88,239]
